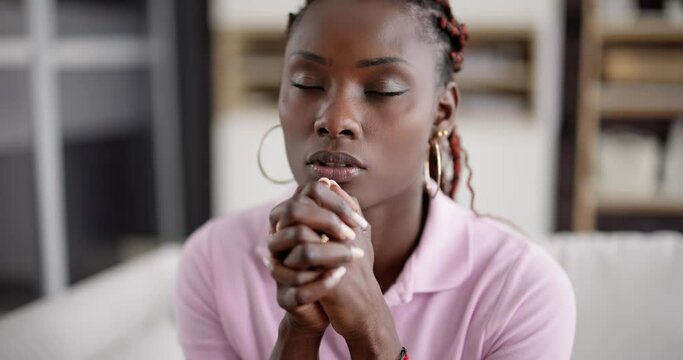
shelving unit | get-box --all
[572,0,683,231]
[213,25,537,120]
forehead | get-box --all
[286,0,437,68]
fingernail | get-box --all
[350,246,365,259]
[262,256,273,271]
[324,266,347,287]
[350,211,369,230]
[340,223,356,240]
[318,177,332,187]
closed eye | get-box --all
[291,82,324,91]
[365,89,409,97]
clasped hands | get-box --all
[266,178,401,357]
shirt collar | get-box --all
[383,188,473,306]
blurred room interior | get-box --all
[0,0,682,359]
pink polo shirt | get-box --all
[175,190,576,359]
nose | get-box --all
[313,91,362,139]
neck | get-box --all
[362,179,430,292]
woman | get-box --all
[175,0,576,358]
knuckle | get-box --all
[299,183,319,204]
[267,233,277,247]
[284,201,297,214]
[268,212,280,227]
[294,272,309,285]
[279,287,300,308]
[292,190,306,202]
[292,225,306,239]
[336,201,349,215]
[276,287,288,306]
[282,203,301,223]
[294,288,309,305]
[290,204,304,221]
[300,244,314,263]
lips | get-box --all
[307,151,366,169]
[306,150,366,183]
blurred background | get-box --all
[0,0,211,312]
[0,0,682,359]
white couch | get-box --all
[1,233,682,360]
[0,245,183,360]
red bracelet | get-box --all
[398,346,409,360]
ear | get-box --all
[434,81,460,134]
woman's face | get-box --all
[279,0,445,208]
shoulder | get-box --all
[462,213,576,357]
[480,214,574,299]
[464,211,575,312]
[452,202,571,294]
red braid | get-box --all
[447,126,477,213]
[447,130,461,198]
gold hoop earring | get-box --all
[257,124,294,184]
[425,130,449,198]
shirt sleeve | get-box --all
[483,243,577,360]
[174,220,240,360]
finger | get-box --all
[277,201,356,241]
[283,242,364,269]
[269,188,318,234]
[268,225,323,254]
[277,267,347,309]
[269,199,289,235]
[298,180,362,229]
[327,180,367,227]
[263,256,324,286]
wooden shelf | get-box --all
[468,26,535,43]
[603,47,683,83]
[598,197,683,216]
[599,20,683,43]
[599,84,683,118]
[458,77,530,93]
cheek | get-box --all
[367,95,433,178]
[280,87,316,141]
[278,88,318,182]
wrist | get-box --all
[270,316,325,360]
[280,314,327,340]
[345,307,401,360]
[346,326,401,360]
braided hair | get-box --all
[286,0,475,204]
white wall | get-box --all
[210,0,564,237]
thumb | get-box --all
[318,178,362,215]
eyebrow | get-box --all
[356,56,408,68]
[289,50,408,68]
[289,50,329,65]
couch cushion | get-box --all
[544,232,683,360]
[0,245,181,360]
[94,316,183,360]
